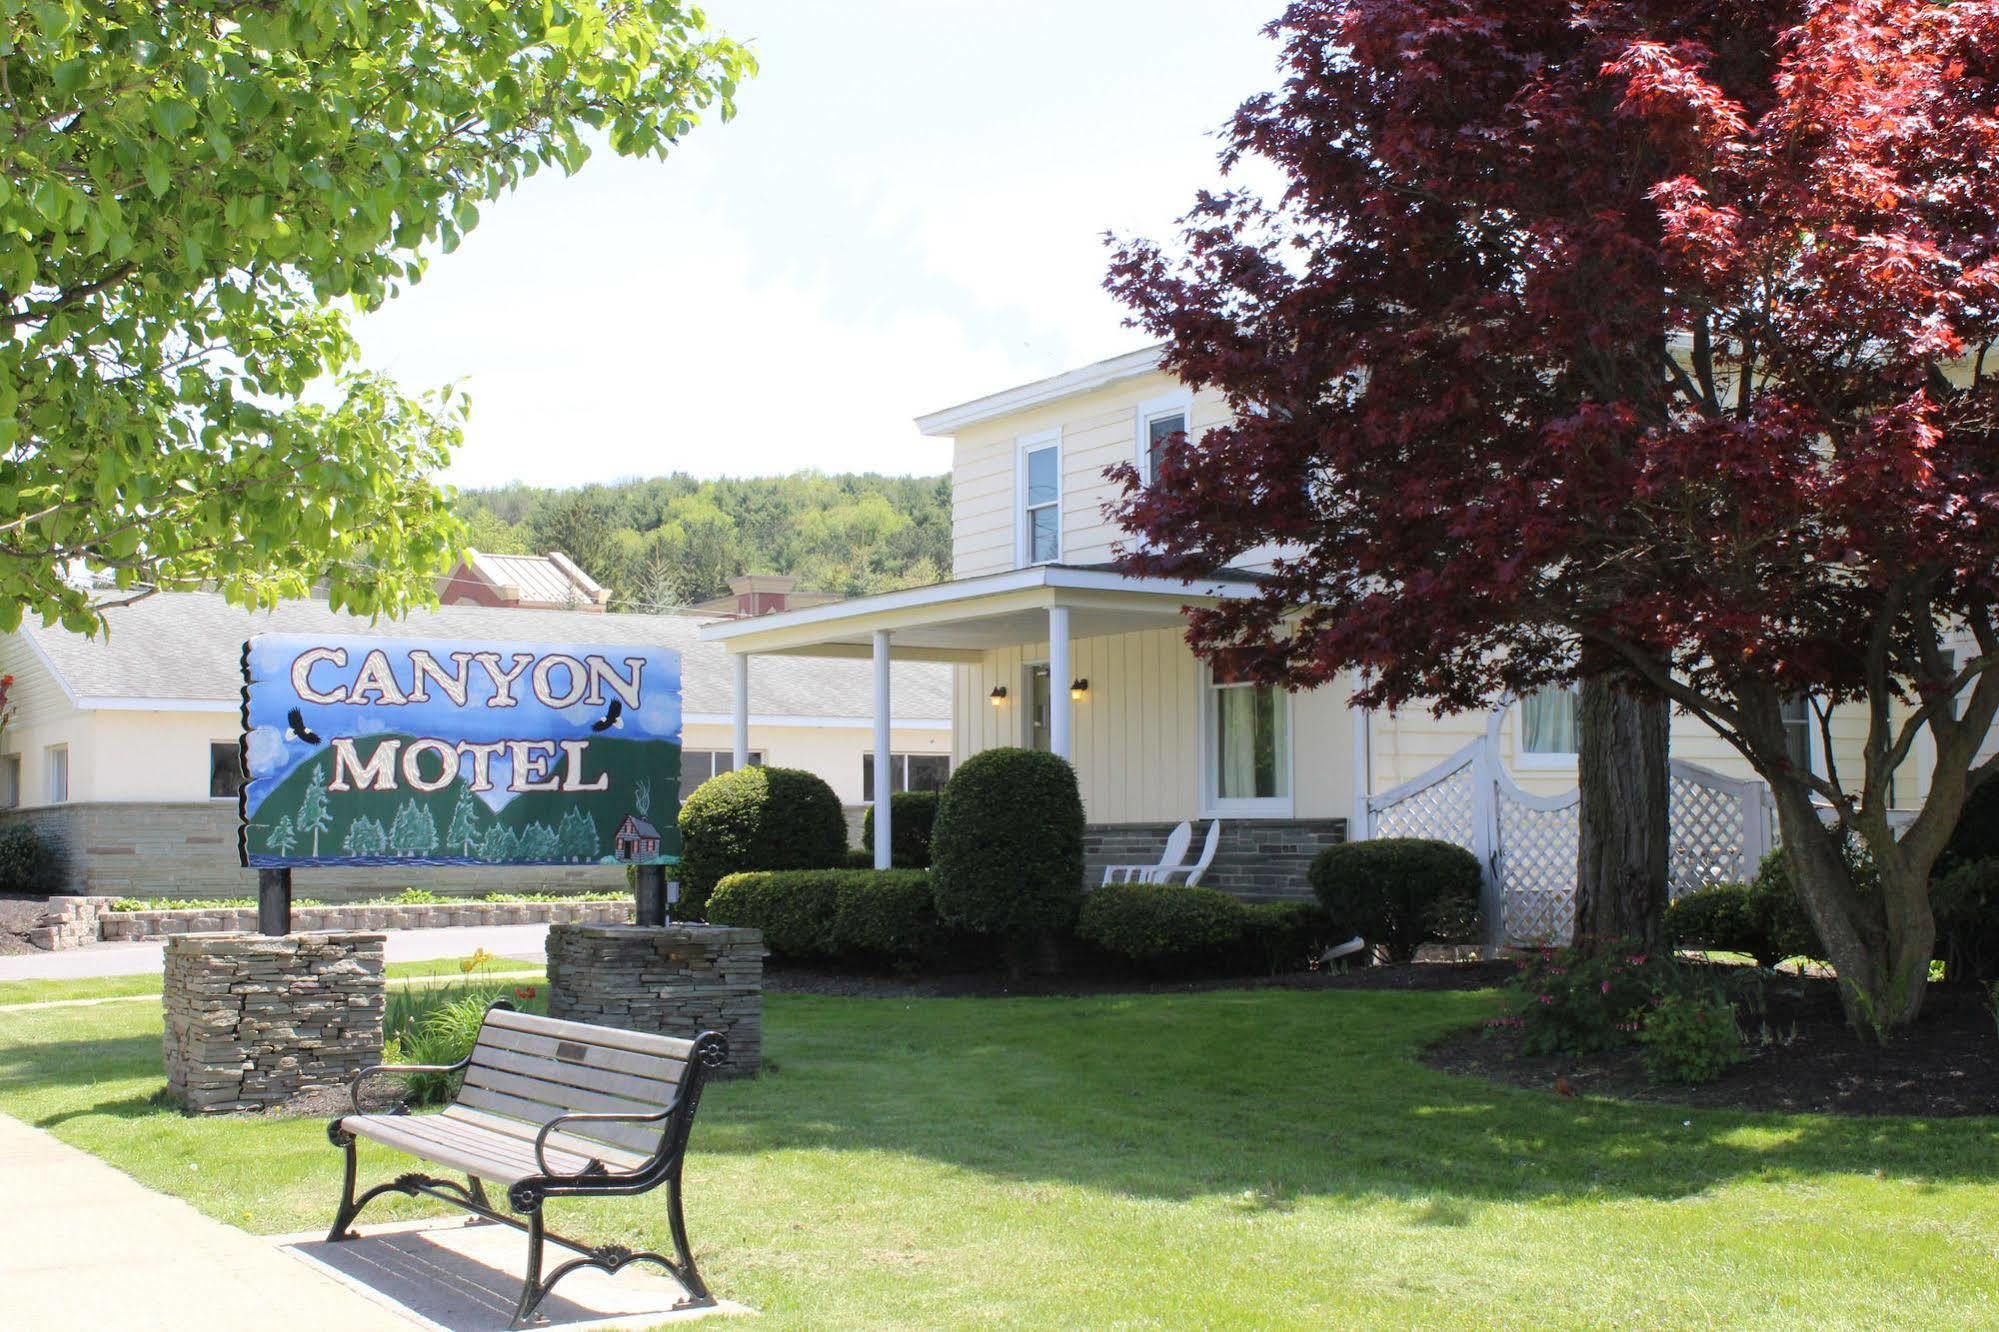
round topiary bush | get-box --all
[0,824,62,894]
[1306,837,1481,961]
[862,790,941,868]
[929,747,1085,955]
[676,765,847,918]
[1077,882,1245,970]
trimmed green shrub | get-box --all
[1663,882,1795,968]
[0,823,62,894]
[677,765,847,918]
[929,748,1085,952]
[1931,858,1999,984]
[862,790,941,868]
[708,869,940,965]
[1078,883,1244,967]
[1941,776,1999,872]
[1638,990,1745,1084]
[1306,838,1481,961]
[1238,900,1341,975]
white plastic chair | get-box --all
[1100,821,1192,886]
[1152,820,1222,887]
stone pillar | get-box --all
[162,932,385,1114]
[546,923,764,1075]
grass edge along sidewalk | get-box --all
[2,979,1996,1329]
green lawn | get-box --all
[0,979,1993,1329]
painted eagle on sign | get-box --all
[238,635,683,869]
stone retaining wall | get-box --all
[2,801,633,899]
[23,895,119,950]
[1082,818,1349,901]
[104,897,633,941]
[162,932,385,1114]
[546,923,764,1075]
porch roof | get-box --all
[696,564,1264,661]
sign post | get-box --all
[256,868,292,937]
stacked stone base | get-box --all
[25,895,117,950]
[162,932,385,1114]
[547,924,764,1075]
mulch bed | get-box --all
[0,893,55,956]
[760,957,1517,1000]
[1425,972,1999,1117]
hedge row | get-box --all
[707,869,945,964]
[1078,883,1343,976]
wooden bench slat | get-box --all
[455,1083,663,1156]
[474,1024,689,1085]
[483,1007,697,1062]
[470,1044,684,1104]
[439,1106,652,1172]
[342,1115,598,1184]
[462,1064,664,1124]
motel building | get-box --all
[0,593,950,899]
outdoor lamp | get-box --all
[989,685,1007,706]
[1070,678,1089,700]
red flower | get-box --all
[515,986,537,1001]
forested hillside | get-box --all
[456,472,952,609]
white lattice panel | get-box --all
[1668,772,1748,897]
[1497,791,1578,946]
[1372,763,1476,850]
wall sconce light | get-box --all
[989,685,1008,706]
[1070,678,1089,700]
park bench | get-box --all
[326,1003,727,1327]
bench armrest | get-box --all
[532,1107,672,1179]
[346,1055,472,1117]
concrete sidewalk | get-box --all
[0,1111,413,1331]
[0,1112,740,1330]
[0,923,552,983]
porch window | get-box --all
[1520,685,1579,759]
[0,755,17,810]
[1026,664,1052,751]
[1779,695,1812,772]
[863,753,951,801]
[209,742,245,799]
[1205,674,1289,812]
[45,744,67,804]
[1019,434,1061,566]
[679,748,763,804]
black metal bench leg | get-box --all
[468,1175,495,1216]
[509,1209,548,1329]
[327,1132,361,1242]
[667,1171,710,1302]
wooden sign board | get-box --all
[239,635,682,869]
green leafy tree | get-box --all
[445,787,481,856]
[265,814,297,858]
[2,3,752,633]
[295,764,331,857]
[557,807,598,862]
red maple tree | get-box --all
[1107,0,1999,1036]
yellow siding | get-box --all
[952,624,1353,824]
[947,369,1227,578]
[0,634,86,808]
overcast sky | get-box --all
[349,2,1281,490]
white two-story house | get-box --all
[701,347,1981,938]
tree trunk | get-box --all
[1575,675,1671,949]
[1768,781,1932,1040]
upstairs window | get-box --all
[1780,694,1813,773]
[1139,395,1191,485]
[1018,432,1061,566]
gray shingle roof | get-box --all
[19,591,952,722]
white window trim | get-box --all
[1136,391,1193,486]
[1514,686,1579,770]
[1015,428,1062,568]
[1198,666,1294,818]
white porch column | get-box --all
[731,652,751,769]
[1048,604,1072,761]
[873,630,893,871]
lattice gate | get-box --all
[1364,723,1775,948]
